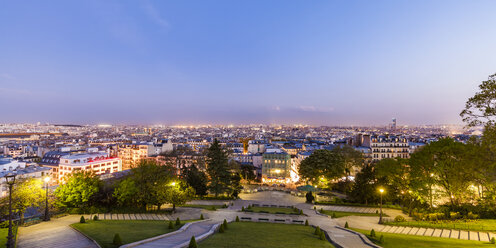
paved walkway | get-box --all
[17,215,98,248]
[316,205,410,221]
[132,220,218,248]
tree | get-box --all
[113,178,139,207]
[206,139,231,196]
[350,165,377,204]
[55,171,101,208]
[240,163,256,182]
[375,158,410,204]
[460,73,496,127]
[128,160,175,209]
[409,138,476,206]
[4,178,44,224]
[230,173,243,198]
[299,149,346,186]
[333,145,364,176]
[165,181,194,212]
[181,164,208,196]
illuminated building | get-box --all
[58,152,121,183]
[370,135,409,161]
[262,149,291,183]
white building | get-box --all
[58,152,121,183]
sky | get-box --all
[1,0,496,126]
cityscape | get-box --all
[2,1,496,248]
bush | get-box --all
[314,206,316,210]
[370,229,376,237]
[376,210,379,214]
[467,211,479,220]
[491,237,496,244]
[305,220,309,226]
[113,233,123,246]
[168,221,174,229]
[344,222,349,228]
[306,192,315,203]
[236,216,240,222]
[379,234,384,244]
[314,226,321,235]
[93,215,98,221]
[80,216,85,223]
[176,217,181,226]
[188,236,198,248]
[319,231,326,240]
[450,212,461,220]
[219,224,225,233]
[200,214,204,220]
[211,206,217,211]
[223,219,228,229]
[332,212,337,219]
[241,206,245,211]
[394,215,406,222]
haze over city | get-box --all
[2,0,496,125]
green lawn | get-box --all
[320,210,386,218]
[71,220,194,248]
[180,204,226,211]
[200,222,334,248]
[244,206,301,215]
[385,219,496,232]
[352,228,490,248]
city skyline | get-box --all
[2,1,496,125]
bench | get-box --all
[258,218,269,221]
[241,217,252,220]
[274,219,286,222]
[292,220,304,223]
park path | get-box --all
[315,205,411,221]
[129,220,219,248]
[335,214,496,242]
[17,215,98,248]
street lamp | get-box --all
[170,181,176,186]
[378,188,384,224]
[5,173,16,248]
[429,173,434,209]
[43,176,50,221]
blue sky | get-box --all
[1,0,496,125]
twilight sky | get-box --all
[1,0,496,126]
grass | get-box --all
[244,206,301,215]
[385,219,496,232]
[200,222,334,248]
[351,228,491,248]
[320,210,387,218]
[71,220,195,248]
[180,204,226,211]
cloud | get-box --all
[298,106,334,113]
[143,2,169,29]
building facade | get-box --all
[58,152,121,183]
[370,135,409,161]
[262,149,291,183]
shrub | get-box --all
[305,220,309,226]
[314,226,321,235]
[219,224,225,233]
[242,206,245,211]
[176,217,181,226]
[200,214,204,220]
[344,222,349,228]
[236,216,240,222]
[93,215,98,221]
[394,215,406,222]
[491,237,496,244]
[113,233,123,246]
[450,212,461,220]
[467,211,479,220]
[223,204,228,208]
[376,210,379,214]
[168,221,174,229]
[223,219,228,229]
[188,236,198,248]
[299,210,303,215]
[370,229,376,237]
[319,231,326,240]
[314,206,316,210]
[320,208,323,213]
[80,216,85,223]
[332,212,337,219]
[211,206,217,211]
[379,234,384,244]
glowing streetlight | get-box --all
[5,173,16,248]
[378,188,385,224]
[44,176,50,221]
[170,181,176,186]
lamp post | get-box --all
[379,188,384,224]
[5,173,16,248]
[43,176,50,221]
[429,173,434,209]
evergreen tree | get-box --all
[206,139,231,196]
[113,233,123,246]
[188,236,198,248]
[182,164,208,196]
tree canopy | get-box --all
[461,73,496,127]
[299,149,346,185]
